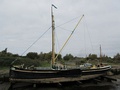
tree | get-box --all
[87,54,97,60]
[44,52,52,60]
[57,54,62,60]
[26,52,39,59]
[39,52,45,60]
[0,48,8,57]
[38,52,62,61]
[113,53,120,63]
[63,54,74,61]
[1,48,7,54]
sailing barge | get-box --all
[9,4,83,82]
[9,5,111,84]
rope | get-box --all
[21,26,51,56]
[84,17,94,54]
[11,26,51,65]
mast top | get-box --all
[52,4,57,9]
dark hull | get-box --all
[82,66,111,75]
[10,66,111,79]
[9,68,82,79]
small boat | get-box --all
[80,45,111,76]
[81,65,111,75]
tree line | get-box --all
[0,48,75,61]
[0,48,120,67]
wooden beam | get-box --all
[102,76,117,81]
[93,79,101,83]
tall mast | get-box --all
[51,4,57,66]
[100,45,102,64]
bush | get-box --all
[0,57,16,67]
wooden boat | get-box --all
[9,5,111,84]
[9,4,83,81]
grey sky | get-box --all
[0,0,120,57]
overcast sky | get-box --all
[0,0,120,57]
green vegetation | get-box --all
[0,48,120,68]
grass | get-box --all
[39,61,51,67]
[0,67,9,75]
[0,66,9,70]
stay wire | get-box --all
[21,16,81,56]
[84,16,94,54]
[56,15,82,32]
[56,15,82,27]
[21,26,51,56]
